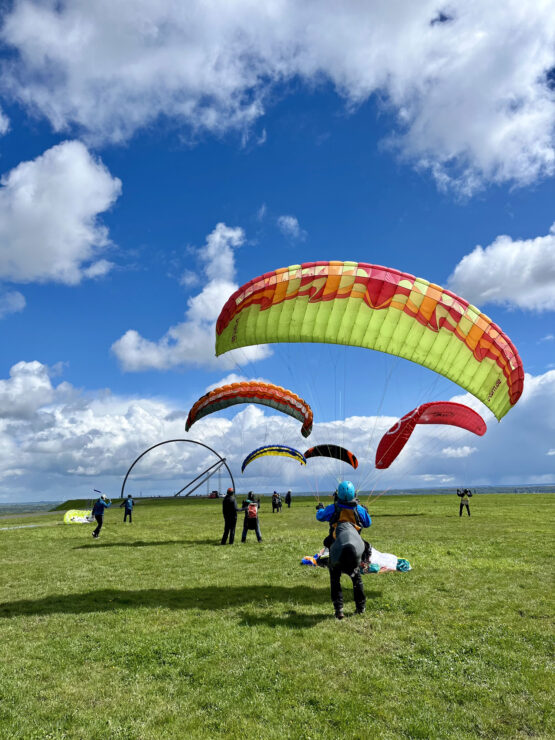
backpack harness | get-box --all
[328,502,362,538]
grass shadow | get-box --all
[370,513,426,517]
[0,585,383,622]
[73,538,217,550]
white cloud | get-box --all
[111,222,271,371]
[441,445,477,458]
[0,107,9,135]
[0,361,55,419]
[1,2,554,193]
[447,223,555,311]
[277,215,306,240]
[548,449,555,456]
[205,373,247,392]
[539,334,554,342]
[179,269,200,288]
[0,362,553,501]
[0,141,121,284]
[0,290,25,318]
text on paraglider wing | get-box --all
[231,318,239,344]
[487,378,501,401]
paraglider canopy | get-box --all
[304,444,358,469]
[216,261,524,420]
[375,401,487,469]
[241,445,306,473]
[186,381,313,437]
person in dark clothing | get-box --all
[285,490,292,508]
[221,487,240,544]
[316,480,371,619]
[457,488,472,516]
[92,494,111,538]
[241,491,263,542]
[272,491,282,513]
[119,494,134,522]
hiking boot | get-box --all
[335,608,344,620]
[355,605,366,615]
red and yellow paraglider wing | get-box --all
[185,381,313,436]
[216,262,524,420]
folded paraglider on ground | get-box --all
[301,546,411,574]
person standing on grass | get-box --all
[272,491,282,513]
[285,490,292,508]
[120,494,134,523]
[457,488,472,516]
[221,487,240,545]
[316,480,371,620]
[91,494,111,538]
[241,491,263,543]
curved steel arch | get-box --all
[120,439,235,499]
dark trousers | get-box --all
[459,503,470,517]
[93,514,103,536]
[124,510,132,522]
[221,517,237,544]
[241,519,262,542]
[329,565,366,612]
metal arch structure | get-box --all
[120,439,235,499]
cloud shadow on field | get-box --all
[0,585,383,625]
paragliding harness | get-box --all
[246,501,258,529]
[323,502,363,548]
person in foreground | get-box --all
[221,487,240,544]
[316,481,371,620]
[241,491,263,543]
[92,494,111,538]
[120,494,134,523]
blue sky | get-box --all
[0,1,553,501]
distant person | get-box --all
[119,494,134,523]
[285,490,292,508]
[92,494,111,538]
[241,491,263,543]
[221,487,240,545]
[316,480,371,619]
[272,491,282,513]
[457,488,472,517]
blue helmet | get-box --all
[337,480,355,501]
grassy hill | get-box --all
[0,494,553,738]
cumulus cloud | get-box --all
[0,361,553,501]
[0,141,121,284]
[1,2,554,192]
[0,290,25,318]
[447,223,555,311]
[0,361,56,418]
[112,222,271,371]
[277,215,306,240]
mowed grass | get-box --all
[0,494,553,739]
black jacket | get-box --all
[222,494,239,519]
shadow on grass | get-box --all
[370,513,426,518]
[73,539,217,550]
[0,586,383,625]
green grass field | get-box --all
[0,494,553,739]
